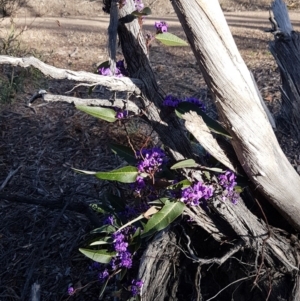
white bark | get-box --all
[172,0,300,230]
[0,55,143,94]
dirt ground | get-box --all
[1,3,300,301]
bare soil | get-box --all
[1,5,300,301]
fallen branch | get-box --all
[28,92,141,114]
[0,55,143,94]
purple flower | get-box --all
[104,215,114,225]
[181,181,214,206]
[68,287,75,296]
[163,95,181,107]
[98,269,109,281]
[155,21,168,33]
[136,147,167,174]
[99,67,112,76]
[131,279,144,296]
[115,110,128,119]
[90,262,101,270]
[218,171,239,204]
[135,0,144,11]
[131,175,146,194]
[218,171,237,192]
[98,60,128,77]
[185,97,206,111]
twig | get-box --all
[180,225,243,265]
[253,198,271,286]
[206,274,260,301]
[0,165,22,191]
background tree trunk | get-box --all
[269,0,300,143]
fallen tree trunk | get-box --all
[268,0,300,142]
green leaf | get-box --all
[200,166,224,173]
[97,60,110,69]
[90,225,116,234]
[79,248,116,264]
[142,201,185,237]
[95,166,138,183]
[110,143,137,165]
[131,7,152,16]
[176,102,231,138]
[234,186,244,193]
[90,240,111,246]
[170,159,198,170]
[72,167,96,175]
[155,32,188,46]
[167,179,191,190]
[76,105,117,123]
[148,197,171,206]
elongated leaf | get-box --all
[148,197,170,205]
[76,105,117,123]
[176,102,231,138]
[170,159,198,170]
[167,179,191,190]
[90,240,111,246]
[155,32,188,46]
[90,224,116,234]
[142,201,185,237]
[97,60,110,69]
[79,248,116,264]
[95,166,138,183]
[110,143,137,165]
[200,166,223,173]
[131,7,152,16]
[72,167,96,175]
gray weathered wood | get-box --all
[271,0,293,35]
[269,0,300,143]
[0,55,143,93]
[171,0,300,231]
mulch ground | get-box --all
[1,11,300,301]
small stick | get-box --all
[0,165,22,191]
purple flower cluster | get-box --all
[163,95,206,111]
[155,21,168,33]
[111,228,133,269]
[98,60,128,77]
[181,181,214,206]
[163,95,181,107]
[185,97,206,111]
[136,147,167,174]
[131,279,144,296]
[218,171,239,204]
[135,0,144,11]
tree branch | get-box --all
[31,93,141,114]
[0,55,143,94]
